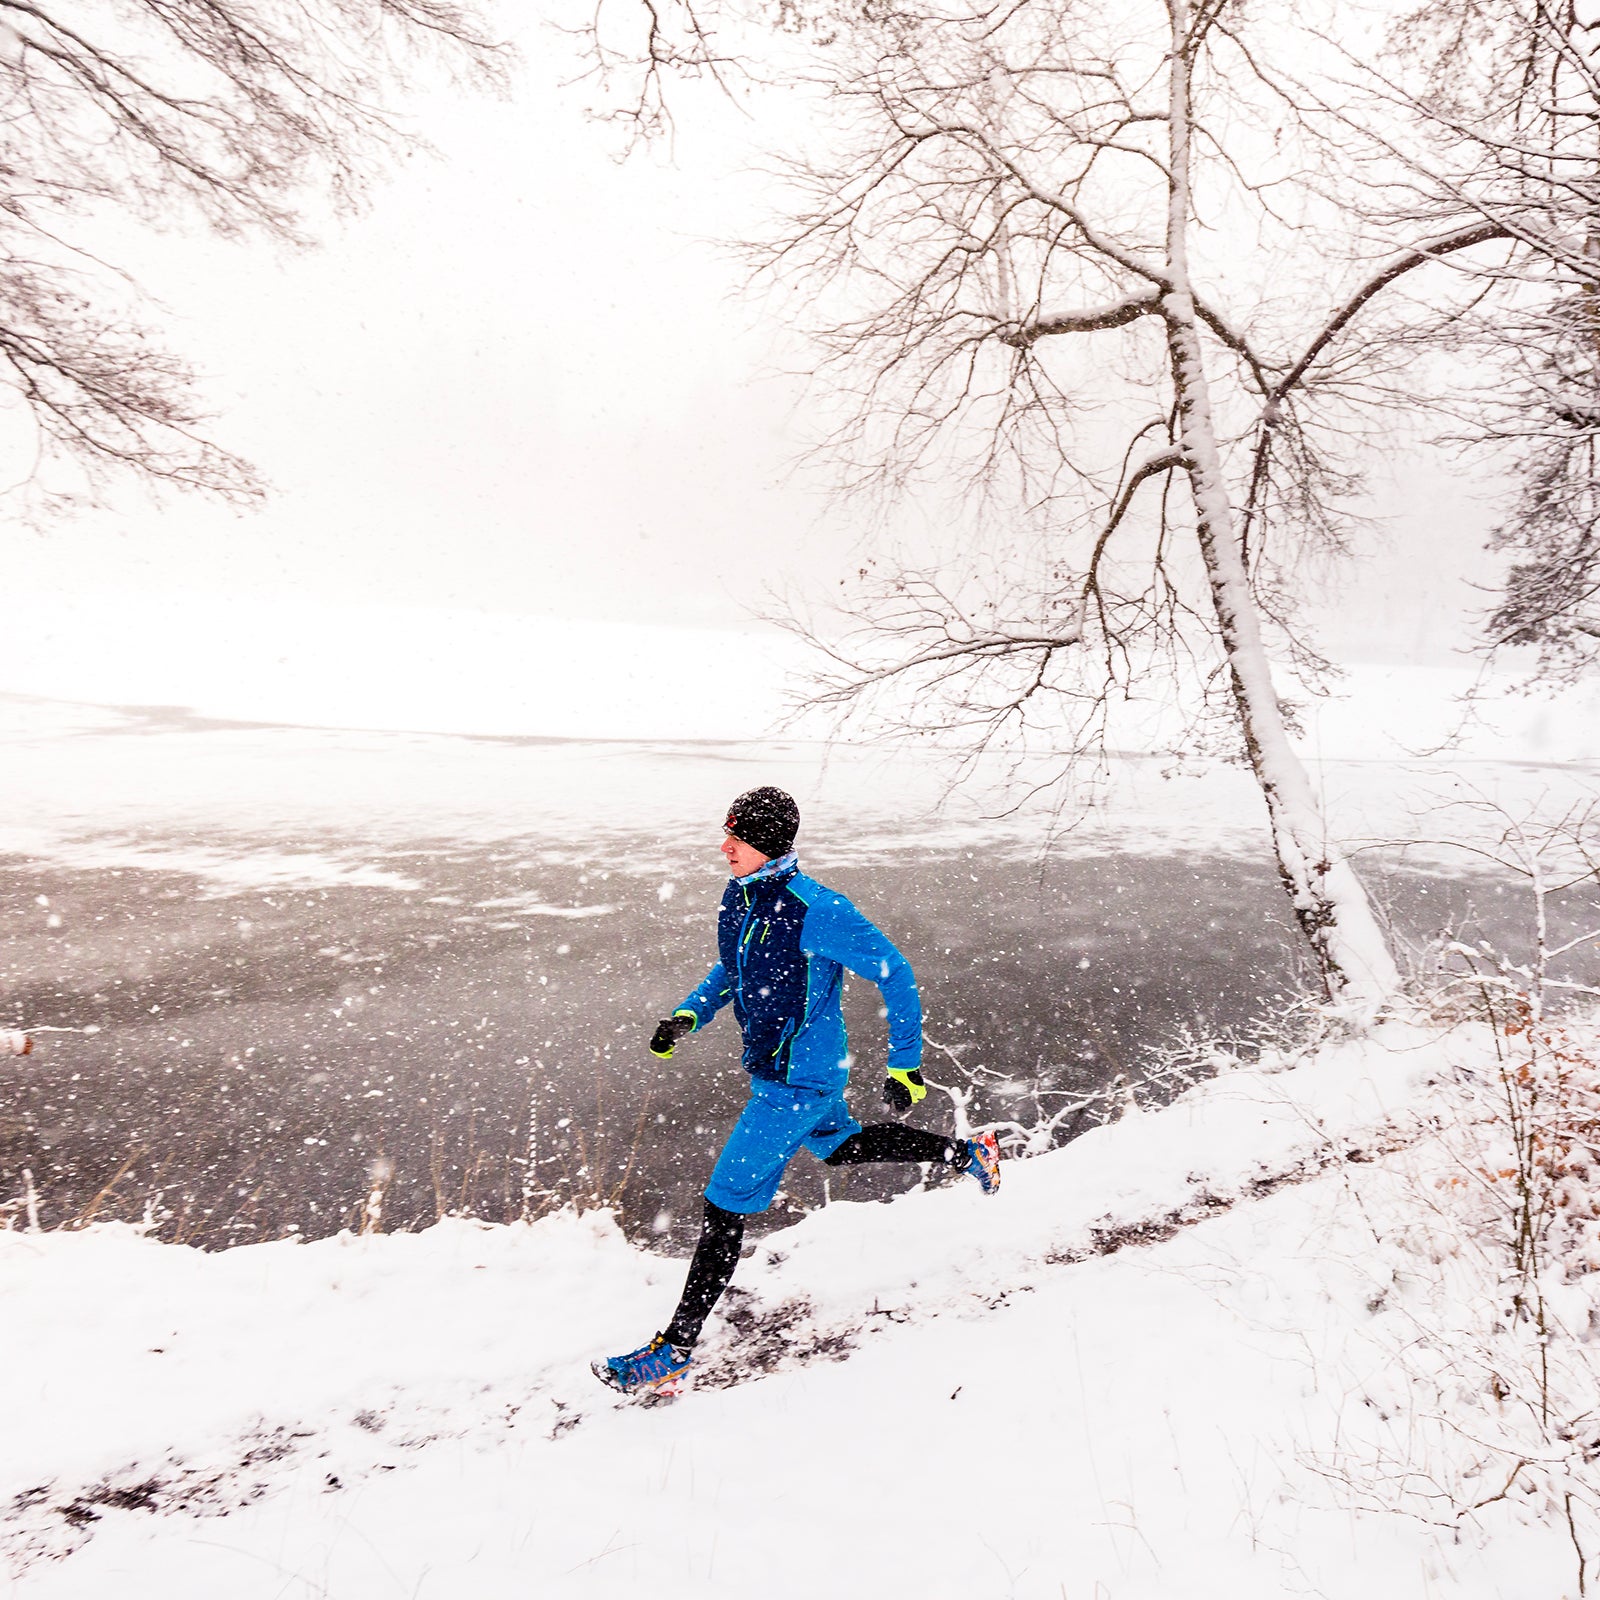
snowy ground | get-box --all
[2,1013,1595,1599]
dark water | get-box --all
[1,836,1594,1251]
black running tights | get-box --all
[662,1125,965,1348]
[663,1198,745,1349]
[825,1123,963,1168]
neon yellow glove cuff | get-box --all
[887,1067,927,1105]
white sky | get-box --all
[0,7,1506,672]
[4,21,844,632]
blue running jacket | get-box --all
[675,859,922,1095]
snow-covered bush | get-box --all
[1475,999,1600,1297]
[1314,999,1600,1593]
[921,990,1334,1162]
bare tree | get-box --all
[752,0,1521,1012]
[1347,0,1600,681]
[0,0,504,514]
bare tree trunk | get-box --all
[1162,0,1400,1010]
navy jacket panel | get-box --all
[676,862,922,1092]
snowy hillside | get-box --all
[3,1011,1595,1599]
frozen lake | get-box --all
[2,696,1596,1249]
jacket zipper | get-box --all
[734,884,756,1008]
[774,1016,796,1081]
[732,877,797,1079]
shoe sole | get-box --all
[973,1134,1001,1195]
[590,1358,689,1400]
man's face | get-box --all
[721,833,770,878]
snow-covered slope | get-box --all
[3,1015,1592,1599]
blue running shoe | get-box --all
[591,1332,692,1398]
[962,1130,1002,1195]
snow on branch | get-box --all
[1000,292,1162,348]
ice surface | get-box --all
[2,587,1598,757]
[2,688,1594,899]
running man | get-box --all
[592,785,1000,1397]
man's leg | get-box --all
[663,1083,810,1350]
[663,1198,744,1349]
[595,1086,832,1392]
[824,1124,968,1167]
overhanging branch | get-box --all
[1274,220,1511,403]
[1074,446,1188,633]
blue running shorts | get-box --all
[704,1077,862,1215]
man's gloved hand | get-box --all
[649,1013,697,1059]
[882,1066,927,1112]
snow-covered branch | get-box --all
[1000,291,1162,348]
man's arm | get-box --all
[801,895,923,1077]
[676,962,733,1032]
[649,963,732,1059]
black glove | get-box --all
[649,1014,696,1059]
[882,1067,927,1113]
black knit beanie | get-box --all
[724,787,800,860]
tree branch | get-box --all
[913,119,1168,289]
[1273,221,1512,403]
[999,291,1161,348]
[1074,447,1188,632]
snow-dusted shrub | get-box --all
[1316,1003,1600,1593]
[921,990,1333,1160]
[1475,999,1600,1297]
